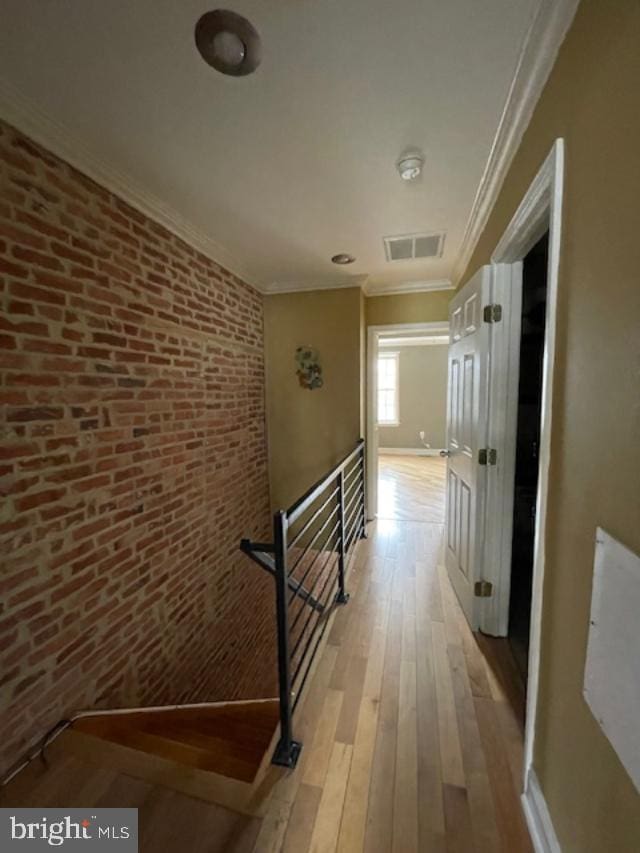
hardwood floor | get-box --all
[2,455,531,852]
[378,454,446,523]
[256,456,531,852]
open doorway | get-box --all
[366,322,449,521]
[508,232,549,681]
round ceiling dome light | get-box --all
[331,253,356,265]
[195,9,262,77]
[397,153,424,181]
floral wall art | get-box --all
[295,346,323,390]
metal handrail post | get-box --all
[336,470,350,604]
[271,510,302,768]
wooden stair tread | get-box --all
[1,734,262,850]
[72,699,280,785]
[95,728,259,782]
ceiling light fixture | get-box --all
[331,253,356,265]
[397,152,424,181]
[195,9,262,77]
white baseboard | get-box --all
[522,769,562,853]
[378,447,444,457]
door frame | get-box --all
[366,321,450,519]
[484,139,565,785]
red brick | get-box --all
[0,119,272,780]
[45,464,93,484]
[0,257,29,279]
[12,245,64,271]
[0,443,39,460]
[7,406,65,422]
[70,473,111,492]
[15,487,67,511]
[33,269,84,295]
[7,374,61,387]
[0,317,50,336]
[0,221,47,250]
[9,281,66,306]
[15,210,68,241]
[51,241,95,268]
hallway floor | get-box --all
[2,456,532,852]
[256,455,532,852]
[378,454,446,523]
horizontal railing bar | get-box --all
[343,470,361,505]
[286,439,365,525]
[288,485,339,551]
[343,481,362,525]
[345,516,364,554]
[240,540,276,575]
[291,519,363,713]
[291,560,339,678]
[288,503,340,584]
[291,558,340,685]
[344,493,363,540]
[289,533,340,645]
[290,497,363,658]
[344,504,364,547]
[287,575,326,613]
[243,541,276,553]
[289,518,341,625]
[343,460,360,488]
[347,498,363,536]
[292,585,337,712]
[345,504,364,539]
[241,540,325,611]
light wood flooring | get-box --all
[378,454,446,523]
[3,456,532,852]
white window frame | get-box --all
[376,350,400,426]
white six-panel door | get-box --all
[444,266,491,629]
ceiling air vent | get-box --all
[383,232,445,262]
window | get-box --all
[377,352,399,425]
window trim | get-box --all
[376,350,400,426]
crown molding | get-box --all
[363,279,454,297]
[0,78,266,292]
[265,276,455,297]
[451,0,580,286]
[264,275,369,295]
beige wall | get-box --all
[264,288,363,510]
[378,345,448,449]
[460,2,640,849]
[366,290,450,326]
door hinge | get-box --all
[478,448,498,466]
[474,580,493,598]
[483,304,502,323]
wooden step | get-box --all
[72,700,280,785]
[0,735,263,852]
[47,699,286,814]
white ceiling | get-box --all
[0,0,538,292]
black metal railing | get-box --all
[240,438,366,768]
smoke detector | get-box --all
[397,153,424,181]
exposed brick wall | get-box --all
[0,120,276,776]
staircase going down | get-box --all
[0,699,283,817]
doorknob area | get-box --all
[439,449,451,458]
